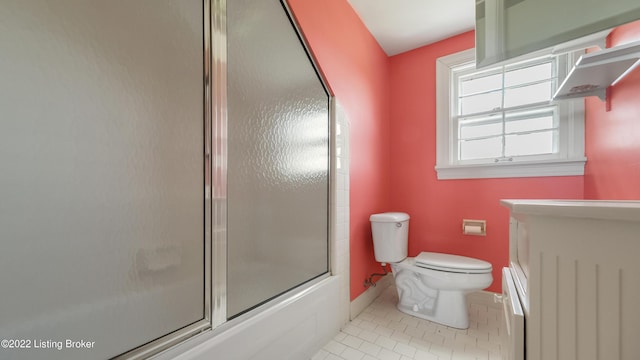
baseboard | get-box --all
[467,290,501,309]
[349,274,394,320]
[349,279,500,320]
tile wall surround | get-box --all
[332,99,351,327]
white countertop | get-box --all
[500,199,640,222]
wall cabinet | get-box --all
[476,0,640,67]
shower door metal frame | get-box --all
[210,0,334,329]
[211,0,228,329]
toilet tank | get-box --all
[370,212,409,263]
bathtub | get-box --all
[156,275,343,360]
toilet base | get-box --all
[394,289,470,329]
[389,257,492,329]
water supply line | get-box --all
[363,263,389,288]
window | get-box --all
[435,48,586,180]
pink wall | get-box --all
[584,20,640,199]
[287,0,392,300]
[388,32,584,293]
[291,0,640,299]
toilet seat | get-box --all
[415,252,492,274]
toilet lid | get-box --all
[415,252,492,274]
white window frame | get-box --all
[435,48,587,180]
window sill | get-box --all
[435,158,586,180]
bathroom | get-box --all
[301,0,640,358]
[1,0,640,359]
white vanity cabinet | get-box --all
[501,200,640,360]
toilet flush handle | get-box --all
[396,222,402,228]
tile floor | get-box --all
[312,286,503,360]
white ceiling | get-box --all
[347,0,475,56]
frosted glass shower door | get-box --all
[226,0,330,318]
[0,1,207,359]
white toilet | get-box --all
[370,212,493,329]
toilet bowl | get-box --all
[390,252,492,328]
[370,212,493,329]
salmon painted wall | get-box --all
[388,32,584,293]
[287,0,392,300]
[290,1,640,299]
[584,20,640,199]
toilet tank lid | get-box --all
[370,212,410,222]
